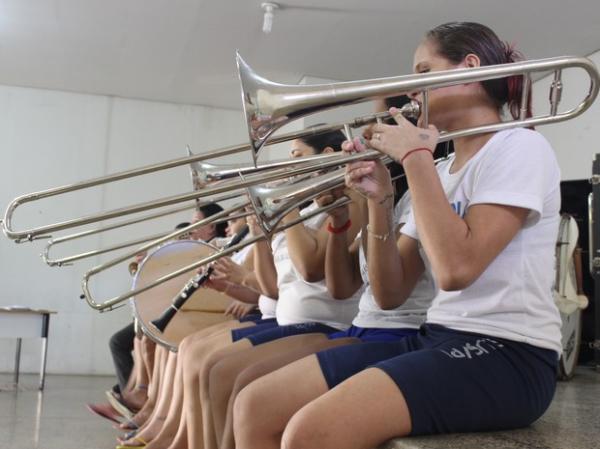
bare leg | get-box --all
[216,336,358,449]
[121,337,149,410]
[183,328,254,449]
[123,350,178,444]
[127,343,166,428]
[233,355,411,449]
[141,320,254,448]
[281,367,411,449]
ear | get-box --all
[322,146,335,154]
[464,53,481,69]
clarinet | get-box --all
[150,225,250,332]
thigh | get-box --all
[234,353,331,438]
[283,367,411,449]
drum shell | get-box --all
[132,239,232,350]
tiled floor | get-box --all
[0,368,599,449]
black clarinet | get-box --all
[150,225,250,332]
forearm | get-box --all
[325,222,362,299]
[366,196,411,308]
[253,241,279,298]
[403,153,473,289]
[239,272,261,293]
[224,283,260,305]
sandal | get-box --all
[115,435,147,448]
[86,403,123,424]
[106,390,135,420]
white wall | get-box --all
[532,50,600,180]
[0,85,261,375]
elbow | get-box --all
[373,289,406,310]
[435,265,477,291]
[297,266,324,283]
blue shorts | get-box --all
[328,325,418,342]
[230,319,278,342]
[317,323,558,435]
[245,322,339,346]
[237,313,264,323]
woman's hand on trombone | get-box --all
[315,186,349,226]
[366,107,439,164]
[342,137,394,204]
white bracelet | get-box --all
[366,224,390,241]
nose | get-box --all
[290,148,301,158]
[408,90,420,101]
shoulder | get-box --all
[487,128,554,159]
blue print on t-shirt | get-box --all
[450,201,463,217]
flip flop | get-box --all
[115,435,147,448]
[86,403,123,424]
[106,390,135,420]
[116,430,137,443]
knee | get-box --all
[232,364,263,397]
[200,353,221,394]
[281,409,325,449]
[233,384,262,444]
[208,359,231,400]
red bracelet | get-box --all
[327,219,352,234]
[400,147,433,165]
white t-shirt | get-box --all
[353,196,437,328]
[229,236,279,318]
[231,239,253,265]
[274,203,361,330]
[257,295,277,319]
[401,128,562,355]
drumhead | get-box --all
[131,239,232,350]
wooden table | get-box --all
[0,307,56,390]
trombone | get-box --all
[1,113,407,244]
[41,191,244,266]
[236,53,599,162]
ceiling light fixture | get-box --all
[261,2,279,34]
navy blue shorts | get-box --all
[328,325,418,342]
[237,313,264,323]
[230,319,278,342]
[245,322,339,346]
[317,323,558,435]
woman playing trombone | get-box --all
[234,21,562,449]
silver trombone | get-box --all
[1,113,404,244]
[41,191,244,266]
[81,184,352,311]
[236,53,599,162]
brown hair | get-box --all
[426,22,531,119]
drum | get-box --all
[554,214,589,379]
[131,239,233,351]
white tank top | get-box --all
[273,203,361,330]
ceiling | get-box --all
[0,0,598,110]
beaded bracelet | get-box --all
[366,224,390,241]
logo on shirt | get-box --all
[450,201,465,218]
